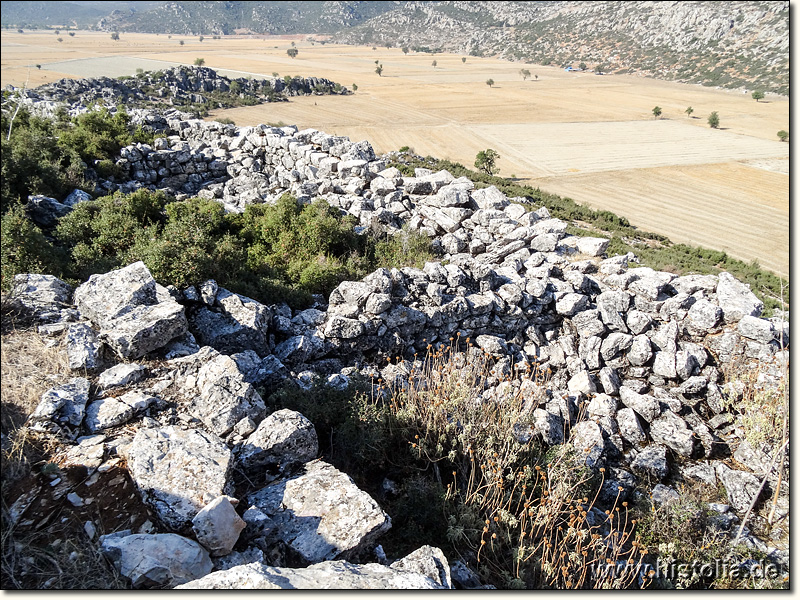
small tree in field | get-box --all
[199,35,204,42]
[462,57,466,63]
[535,74,538,80]
[375,64,383,76]
[708,111,720,129]
[179,40,185,46]
[69,32,75,37]
[486,78,494,88]
[652,106,662,119]
[777,130,788,142]
[352,83,358,92]
[194,58,205,66]
[474,149,500,175]
[751,90,765,102]
[432,60,437,68]
[579,62,587,71]
[287,48,298,58]
[111,32,120,41]
[402,46,409,54]
[685,106,694,117]
[520,68,531,80]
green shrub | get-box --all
[1,206,66,289]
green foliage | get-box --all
[287,47,298,59]
[1,206,66,289]
[486,78,494,87]
[777,129,788,142]
[751,90,765,102]
[194,57,205,66]
[708,111,720,128]
[474,149,500,176]
[652,106,662,119]
[520,68,531,80]
[685,106,694,117]
[375,64,383,76]
[110,31,119,41]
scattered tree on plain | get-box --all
[287,48,298,58]
[777,130,788,142]
[751,90,765,102]
[57,37,63,42]
[402,47,409,54]
[579,62,587,71]
[520,68,531,80]
[199,35,204,42]
[432,60,437,68]
[194,58,205,66]
[652,106,662,119]
[462,57,466,63]
[486,78,494,87]
[534,74,538,80]
[36,64,41,70]
[375,64,383,76]
[179,40,185,46]
[685,106,694,117]
[69,32,75,37]
[708,111,720,129]
[352,83,358,91]
[111,32,120,41]
[474,149,500,175]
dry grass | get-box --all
[1,326,71,482]
[380,338,647,588]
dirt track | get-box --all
[1,31,789,277]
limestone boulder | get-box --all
[237,409,318,474]
[247,460,391,563]
[100,532,212,588]
[127,426,233,531]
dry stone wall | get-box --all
[7,106,790,588]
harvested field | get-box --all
[0,31,789,278]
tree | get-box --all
[534,74,538,80]
[287,48,298,58]
[432,60,437,68]
[198,35,204,42]
[375,64,383,76]
[57,37,63,42]
[36,64,41,70]
[179,40,185,46]
[474,149,500,175]
[685,106,694,117]
[579,62,587,71]
[462,57,466,63]
[751,90,765,102]
[652,106,662,119]
[291,41,296,47]
[520,68,531,80]
[54,29,60,34]
[352,83,358,92]
[777,130,788,142]
[486,78,494,87]
[194,57,205,66]
[69,32,75,37]
[111,32,120,41]
[402,46,409,55]
[708,111,720,129]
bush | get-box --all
[1,206,66,289]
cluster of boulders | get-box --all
[9,66,348,119]
[6,106,790,588]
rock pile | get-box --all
[6,107,789,588]
[11,66,349,117]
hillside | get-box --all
[95,1,400,36]
[2,1,787,93]
[335,1,789,95]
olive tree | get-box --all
[474,149,500,175]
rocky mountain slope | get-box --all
[336,1,789,94]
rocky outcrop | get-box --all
[177,545,451,589]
